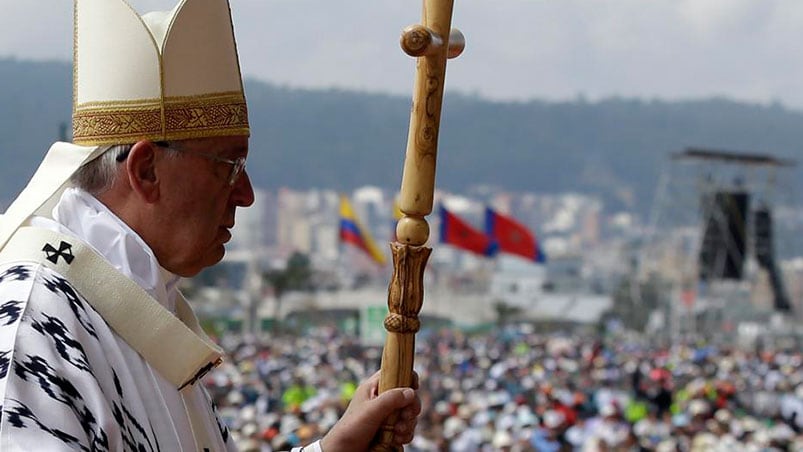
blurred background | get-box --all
[2,1,802,450]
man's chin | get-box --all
[206,246,227,268]
[173,248,227,278]
[213,245,229,264]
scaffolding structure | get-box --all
[635,147,799,342]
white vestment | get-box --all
[0,188,236,451]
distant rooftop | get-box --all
[672,147,797,167]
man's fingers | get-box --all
[357,386,413,423]
[363,370,419,400]
[392,428,416,446]
[390,410,416,446]
[353,370,382,401]
[398,405,419,422]
[398,390,422,420]
[378,387,415,410]
[368,369,381,381]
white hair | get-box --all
[70,141,184,195]
[70,144,132,195]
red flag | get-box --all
[439,205,498,257]
[485,207,546,262]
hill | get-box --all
[1,58,801,216]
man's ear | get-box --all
[125,141,160,203]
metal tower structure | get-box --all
[635,147,799,342]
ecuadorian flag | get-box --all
[339,195,387,265]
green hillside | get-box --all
[2,58,801,216]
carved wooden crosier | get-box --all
[370,0,463,450]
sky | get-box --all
[4,0,803,109]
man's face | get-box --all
[153,135,254,276]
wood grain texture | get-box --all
[371,243,431,451]
[396,0,456,247]
[370,0,459,449]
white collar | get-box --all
[32,187,179,312]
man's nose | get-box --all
[231,170,255,207]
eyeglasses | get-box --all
[154,141,246,186]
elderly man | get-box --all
[0,0,419,451]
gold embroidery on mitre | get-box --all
[72,92,249,145]
[164,93,249,132]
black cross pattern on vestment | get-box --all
[42,241,75,265]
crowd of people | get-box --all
[206,324,803,451]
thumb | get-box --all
[365,387,416,421]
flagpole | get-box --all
[369,0,464,449]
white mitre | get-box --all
[0,0,249,249]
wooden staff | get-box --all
[370,1,464,450]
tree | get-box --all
[263,252,313,333]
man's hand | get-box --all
[320,371,421,451]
